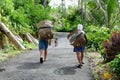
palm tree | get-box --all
[77,0,86,26]
[85,0,119,28]
[37,0,50,8]
[61,0,66,17]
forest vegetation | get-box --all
[0,0,120,79]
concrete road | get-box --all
[0,32,94,80]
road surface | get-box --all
[0,32,94,80]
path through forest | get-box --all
[0,32,94,80]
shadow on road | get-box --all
[17,62,41,70]
[54,66,77,75]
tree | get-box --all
[40,0,51,8]
[0,22,25,50]
[86,0,119,28]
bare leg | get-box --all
[76,52,82,64]
[81,51,84,63]
[44,50,47,61]
[76,52,83,68]
[40,49,44,63]
[40,49,43,58]
[76,52,80,63]
[79,52,82,64]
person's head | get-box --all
[77,24,83,31]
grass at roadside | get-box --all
[0,43,37,62]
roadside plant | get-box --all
[102,31,120,62]
[109,54,120,77]
[86,25,109,51]
[103,72,111,79]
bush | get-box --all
[102,31,120,62]
[86,25,109,51]
[109,54,120,77]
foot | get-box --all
[82,62,84,64]
[40,57,43,64]
[44,59,46,62]
[77,64,82,68]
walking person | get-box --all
[39,39,51,63]
[68,24,87,68]
[38,21,53,64]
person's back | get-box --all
[37,21,53,63]
[72,31,87,48]
[67,24,87,68]
[38,27,53,40]
[67,29,87,47]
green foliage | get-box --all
[22,41,35,49]
[0,0,15,31]
[0,0,14,16]
[107,0,117,24]
[0,0,52,35]
[9,7,30,34]
[87,1,96,9]
[85,0,119,28]
[85,25,110,51]
[109,54,120,77]
[90,9,105,26]
[54,18,76,32]
[52,0,119,32]
[13,0,34,9]
[53,7,83,32]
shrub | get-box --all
[109,54,120,77]
[102,31,120,62]
[86,25,109,51]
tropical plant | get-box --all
[85,0,119,28]
[109,54,120,77]
[0,0,52,35]
[102,31,120,62]
[86,25,110,51]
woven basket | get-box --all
[38,27,53,39]
[37,20,52,28]
[37,20,53,39]
[72,33,86,47]
[68,30,86,47]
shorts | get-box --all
[73,46,85,52]
[39,39,48,50]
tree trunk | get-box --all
[28,33,38,45]
[2,33,9,49]
[61,0,65,18]
[34,0,37,4]
[0,32,4,49]
[15,35,23,43]
[25,33,35,44]
[44,0,47,8]
[0,22,25,50]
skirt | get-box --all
[73,46,85,52]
